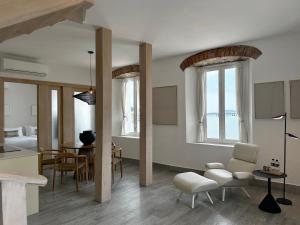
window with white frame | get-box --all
[198,63,244,144]
[121,77,140,136]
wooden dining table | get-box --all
[61,143,95,180]
[60,142,124,182]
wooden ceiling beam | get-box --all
[180,45,262,71]
[0,0,94,43]
[112,64,140,79]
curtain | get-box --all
[236,65,248,142]
[196,68,206,142]
[121,79,128,135]
[136,77,140,134]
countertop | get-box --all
[0,145,37,160]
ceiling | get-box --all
[0,0,300,69]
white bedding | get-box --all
[5,135,37,150]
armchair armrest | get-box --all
[232,172,253,180]
[205,162,225,170]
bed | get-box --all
[5,135,37,150]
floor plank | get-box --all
[28,161,300,225]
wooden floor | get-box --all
[29,160,300,225]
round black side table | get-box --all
[253,170,287,214]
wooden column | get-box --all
[0,79,4,144]
[62,86,75,145]
[38,85,51,150]
[139,43,153,186]
[95,27,112,202]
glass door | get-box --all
[74,90,95,144]
[50,87,61,149]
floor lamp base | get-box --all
[276,197,292,205]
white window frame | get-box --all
[203,62,241,144]
[122,77,139,137]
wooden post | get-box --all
[139,43,153,186]
[0,79,4,144]
[95,27,112,202]
[38,85,52,150]
[62,86,75,145]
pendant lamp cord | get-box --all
[89,52,93,89]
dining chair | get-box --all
[52,152,88,192]
[38,147,62,175]
[111,145,123,183]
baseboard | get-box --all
[123,157,203,174]
[123,157,300,194]
[250,179,300,194]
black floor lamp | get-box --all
[273,113,299,205]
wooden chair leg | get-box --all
[76,167,79,192]
[85,159,88,184]
[60,170,63,184]
[52,167,56,192]
[111,163,114,184]
[40,165,43,175]
[120,160,123,178]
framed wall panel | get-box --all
[153,85,177,125]
[254,81,285,119]
[290,79,300,119]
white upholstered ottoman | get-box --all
[173,172,219,208]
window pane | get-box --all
[206,70,219,139]
[225,68,239,140]
[124,79,135,134]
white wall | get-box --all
[247,33,300,186]
[74,95,95,143]
[113,54,234,168]
[4,82,37,129]
[113,31,300,186]
[0,63,91,85]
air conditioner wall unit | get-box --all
[1,58,48,77]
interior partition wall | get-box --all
[0,77,91,150]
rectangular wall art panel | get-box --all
[290,79,300,119]
[153,85,177,125]
[254,81,285,119]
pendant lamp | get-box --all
[73,51,96,105]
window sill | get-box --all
[189,142,234,148]
[113,135,140,139]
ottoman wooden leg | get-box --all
[177,191,183,201]
[206,192,214,205]
[191,194,196,209]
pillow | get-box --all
[25,126,37,136]
[4,127,23,137]
[33,127,38,135]
[4,130,19,137]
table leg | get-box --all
[258,178,281,213]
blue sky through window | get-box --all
[205,67,239,141]
[206,70,219,139]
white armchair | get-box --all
[204,143,259,201]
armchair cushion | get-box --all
[233,143,259,163]
[205,162,225,170]
[204,169,233,186]
[232,172,253,180]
